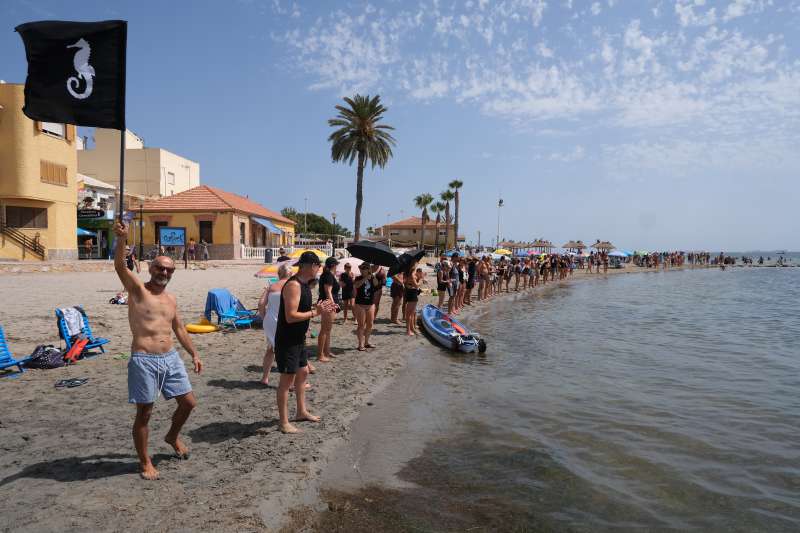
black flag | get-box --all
[15,20,127,129]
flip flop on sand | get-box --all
[54,378,89,388]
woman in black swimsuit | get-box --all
[402,260,420,336]
[371,265,387,316]
[390,271,404,324]
[317,257,340,362]
[353,262,376,351]
[339,263,355,322]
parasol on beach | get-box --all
[289,248,328,260]
[254,259,298,279]
[591,240,615,251]
[494,248,512,255]
[346,240,399,268]
[335,257,364,277]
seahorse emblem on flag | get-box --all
[66,38,95,99]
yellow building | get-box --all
[0,83,78,261]
[378,216,462,249]
[78,128,200,197]
[137,185,295,259]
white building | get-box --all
[78,128,200,198]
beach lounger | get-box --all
[204,288,261,329]
[56,306,109,357]
[0,325,32,374]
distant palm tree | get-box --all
[448,179,463,250]
[328,94,396,241]
[430,201,446,256]
[414,193,434,251]
[440,190,455,251]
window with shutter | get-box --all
[5,206,48,228]
[40,160,68,186]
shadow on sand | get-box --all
[0,452,177,485]
[206,378,267,390]
[188,420,276,444]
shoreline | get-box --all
[0,263,715,531]
[270,262,721,531]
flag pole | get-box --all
[118,129,126,224]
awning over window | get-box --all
[251,217,283,234]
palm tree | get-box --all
[440,190,455,251]
[448,179,463,251]
[328,94,396,241]
[430,201,446,256]
[413,193,434,251]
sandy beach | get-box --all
[0,261,706,531]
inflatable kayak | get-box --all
[419,304,486,353]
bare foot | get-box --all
[365,343,376,349]
[140,462,160,480]
[164,435,190,459]
[280,423,300,434]
[318,356,332,362]
[260,377,270,386]
[325,352,336,358]
[308,363,317,374]
[406,332,416,336]
[295,412,321,423]
[289,382,312,392]
[357,346,367,351]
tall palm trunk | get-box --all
[453,191,460,250]
[443,203,451,250]
[354,152,365,241]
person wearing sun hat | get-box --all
[274,251,336,434]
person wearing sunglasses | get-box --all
[113,222,203,481]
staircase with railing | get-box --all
[0,215,46,259]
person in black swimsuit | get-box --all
[402,260,420,336]
[371,265,387,317]
[353,262,376,351]
[390,271,405,324]
[317,257,340,363]
[339,263,355,323]
[274,251,335,434]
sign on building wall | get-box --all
[77,208,105,219]
[159,226,185,246]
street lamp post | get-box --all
[331,212,337,249]
[496,198,503,248]
[304,197,308,234]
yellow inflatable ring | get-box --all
[186,323,219,334]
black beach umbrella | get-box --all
[388,249,426,277]
[346,240,399,268]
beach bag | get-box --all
[26,344,66,369]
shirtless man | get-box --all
[113,222,203,480]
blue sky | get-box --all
[2,0,799,251]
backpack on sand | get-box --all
[25,344,66,369]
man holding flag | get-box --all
[16,20,203,480]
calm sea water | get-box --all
[319,267,800,532]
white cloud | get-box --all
[548,145,586,162]
[723,0,771,21]
[276,0,798,175]
[591,2,602,16]
[536,41,554,57]
[675,0,717,26]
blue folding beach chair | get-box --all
[204,288,261,329]
[56,306,110,356]
[0,325,32,374]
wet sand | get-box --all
[0,262,706,531]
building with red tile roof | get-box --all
[136,185,295,259]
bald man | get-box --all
[114,222,203,480]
